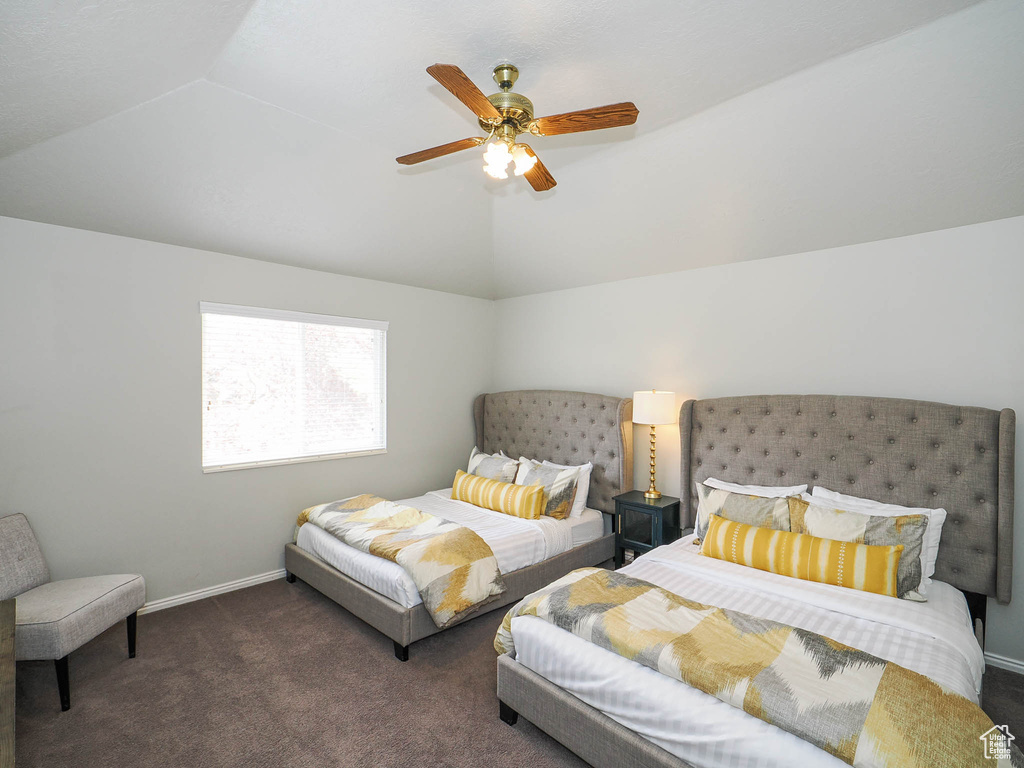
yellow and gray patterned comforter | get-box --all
[495,567,1022,768]
[298,494,504,628]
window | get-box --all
[200,302,387,471]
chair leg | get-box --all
[393,641,409,662]
[127,611,137,658]
[55,656,70,711]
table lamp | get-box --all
[632,390,677,499]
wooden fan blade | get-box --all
[531,102,638,136]
[519,145,556,191]
[396,137,483,165]
[426,64,502,121]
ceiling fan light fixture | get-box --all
[482,138,513,179]
[483,163,509,180]
[511,144,537,176]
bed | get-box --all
[496,394,1015,768]
[283,389,633,660]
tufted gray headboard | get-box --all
[679,395,1015,604]
[473,390,634,516]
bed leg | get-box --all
[499,701,519,726]
[393,641,409,662]
[285,571,296,584]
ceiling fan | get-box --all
[396,63,639,191]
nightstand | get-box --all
[613,491,681,568]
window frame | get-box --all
[199,301,388,473]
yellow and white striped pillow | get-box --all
[700,515,904,597]
[452,470,545,520]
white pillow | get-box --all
[542,460,594,517]
[810,486,947,598]
[703,477,808,498]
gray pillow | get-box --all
[515,459,580,520]
[790,498,930,600]
[695,483,792,541]
[467,447,518,483]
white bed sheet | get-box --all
[295,489,606,609]
[569,508,605,548]
[511,534,984,768]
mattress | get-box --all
[510,534,984,768]
[295,489,606,609]
[568,507,605,548]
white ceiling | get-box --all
[2,0,1022,298]
[0,0,254,156]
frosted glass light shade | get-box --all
[482,139,513,179]
[511,145,537,176]
[632,390,676,425]
[483,163,508,179]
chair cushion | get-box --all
[0,513,50,601]
[15,574,146,661]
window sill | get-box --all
[202,448,387,473]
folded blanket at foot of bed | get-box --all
[298,494,504,628]
[495,568,1022,768]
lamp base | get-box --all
[643,423,662,501]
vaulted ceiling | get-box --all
[2,0,1022,298]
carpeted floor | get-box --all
[15,578,587,768]
[14,578,1024,767]
[983,665,1024,740]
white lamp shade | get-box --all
[632,390,676,425]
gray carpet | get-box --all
[983,665,1024,740]
[15,578,587,768]
[14,578,1024,767]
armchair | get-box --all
[0,513,145,711]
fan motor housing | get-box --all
[480,91,534,134]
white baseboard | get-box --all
[137,568,287,616]
[985,652,1024,675]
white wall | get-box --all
[4,213,1024,663]
[0,216,494,602]
[491,215,1024,663]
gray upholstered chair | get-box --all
[0,513,145,711]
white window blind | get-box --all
[200,302,387,472]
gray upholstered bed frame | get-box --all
[497,393,1015,768]
[284,389,633,660]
